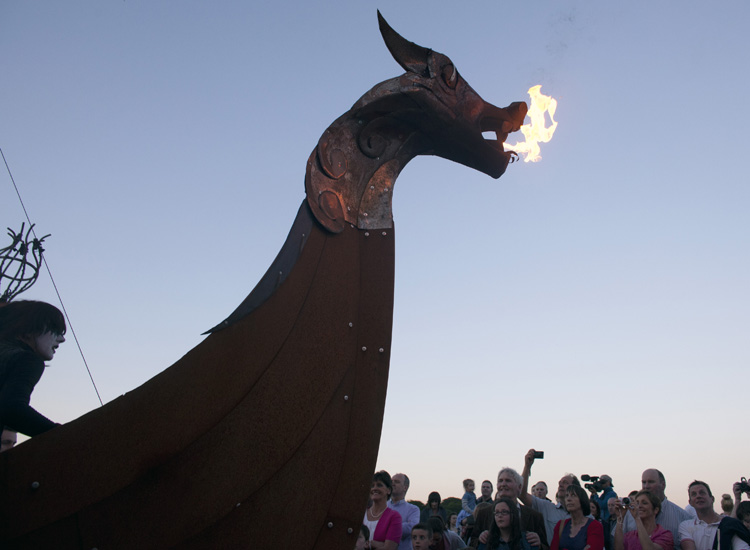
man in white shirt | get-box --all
[680,481,723,550]
[679,481,750,550]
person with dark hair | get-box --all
[478,497,540,550]
[0,300,65,436]
[363,470,402,550]
[411,523,434,550]
[421,491,449,524]
[520,450,576,543]
[614,490,673,550]
[467,503,495,548]
[478,481,495,505]
[678,481,723,550]
[357,524,371,550]
[738,502,750,530]
[550,485,604,550]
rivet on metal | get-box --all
[348,528,354,534]
[363,212,368,217]
[236,502,241,507]
[382,231,387,236]
[365,232,370,237]
[379,348,384,353]
[328,522,334,528]
[370,185,375,190]
[361,346,367,351]
[31,481,40,490]
[344,395,349,401]
[349,322,353,327]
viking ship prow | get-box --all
[0,12,526,549]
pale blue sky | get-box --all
[2,1,748,507]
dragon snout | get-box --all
[480,101,528,150]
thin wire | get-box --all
[1,147,104,407]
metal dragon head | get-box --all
[305,11,528,233]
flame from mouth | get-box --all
[503,85,558,162]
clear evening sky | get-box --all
[2,2,748,507]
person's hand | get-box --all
[525,449,537,468]
[479,530,489,544]
[734,482,743,500]
[526,532,541,547]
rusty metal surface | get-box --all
[306,11,527,233]
[0,203,393,549]
[0,11,524,550]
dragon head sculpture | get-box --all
[305,11,528,233]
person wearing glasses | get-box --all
[479,497,541,550]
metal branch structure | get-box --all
[0,12,527,549]
[0,223,49,303]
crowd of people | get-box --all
[359,449,750,550]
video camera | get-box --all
[582,474,605,493]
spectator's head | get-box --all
[448,513,457,529]
[371,471,392,502]
[590,498,601,520]
[427,517,445,548]
[634,490,661,519]
[558,474,581,492]
[496,467,522,499]
[720,494,734,515]
[489,497,522,549]
[0,300,66,361]
[427,491,442,510]
[628,490,639,500]
[564,485,591,516]
[0,428,17,452]
[391,473,409,501]
[600,475,613,489]
[474,501,494,531]
[737,502,750,530]
[607,497,618,518]
[687,481,714,513]
[464,478,475,492]
[532,481,548,499]
[481,480,493,499]
[641,469,666,501]
[411,524,433,550]
[356,524,370,550]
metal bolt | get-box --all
[328,522,334,528]
[370,185,375,190]
[363,212,368,217]
[364,232,369,237]
[379,348,384,353]
[362,346,367,352]
[344,395,349,401]
[349,322,353,327]
[348,528,354,534]
[31,481,40,490]
[382,231,387,236]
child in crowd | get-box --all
[355,524,370,550]
[462,478,477,514]
[411,523,433,550]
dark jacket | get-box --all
[0,341,57,436]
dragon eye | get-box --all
[441,64,457,89]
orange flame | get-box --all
[504,85,558,163]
